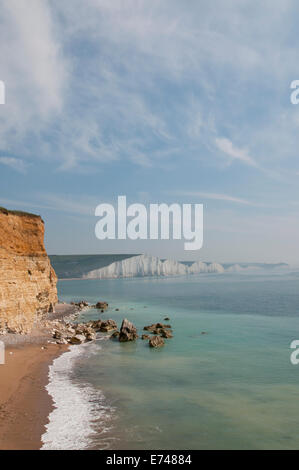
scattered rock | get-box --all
[86,332,96,341]
[119,318,138,342]
[50,318,103,344]
[144,323,172,332]
[89,320,103,331]
[157,323,171,329]
[100,319,117,332]
[149,336,165,348]
[160,329,173,339]
[53,330,64,340]
[144,324,155,332]
[56,338,68,345]
[96,301,108,310]
[115,308,119,311]
[164,317,170,321]
[71,300,89,310]
[141,334,150,340]
[75,324,86,335]
[110,331,120,339]
[69,334,86,344]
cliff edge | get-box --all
[0,207,57,333]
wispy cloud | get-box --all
[215,138,257,168]
[0,157,27,173]
[173,190,257,206]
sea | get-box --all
[41,268,299,450]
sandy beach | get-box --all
[0,343,67,450]
[0,304,76,450]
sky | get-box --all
[0,0,299,263]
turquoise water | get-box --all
[56,271,299,450]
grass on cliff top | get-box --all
[0,206,42,219]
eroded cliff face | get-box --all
[0,208,57,333]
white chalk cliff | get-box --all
[83,254,225,279]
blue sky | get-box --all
[1,0,299,263]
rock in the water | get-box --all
[86,332,96,341]
[69,334,86,344]
[90,320,103,331]
[149,336,165,348]
[141,334,150,340]
[164,317,170,321]
[110,331,120,339]
[73,300,89,309]
[156,322,171,329]
[144,324,155,332]
[100,319,117,332]
[144,322,172,332]
[160,329,173,339]
[96,301,108,310]
[75,324,85,334]
[119,318,138,342]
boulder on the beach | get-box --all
[119,318,138,342]
[56,338,68,345]
[66,327,76,336]
[53,329,64,339]
[96,301,108,310]
[149,336,165,348]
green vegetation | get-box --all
[49,254,137,279]
[0,206,41,219]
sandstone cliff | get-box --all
[0,207,57,333]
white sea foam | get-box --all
[41,342,114,450]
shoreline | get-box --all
[0,343,68,450]
[0,303,77,450]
